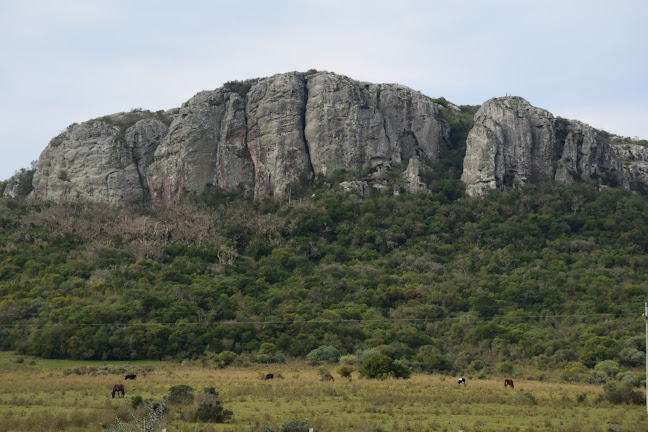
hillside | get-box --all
[0,176,647,382]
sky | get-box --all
[1,0,647,180]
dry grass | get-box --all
[0,352,646,431]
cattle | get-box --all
[265,373,274,380]
[504,379,514,388]
[112,384,125,398]
[125,374,137,380]
[458,377,466,385]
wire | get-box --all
[0,312,642,328]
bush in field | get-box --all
[131,395,143,409]
[604,382,644,405]
[358,354,411,380]
[216,351,237,367]
[193,400,233,423]
[167,385,194,404]
[335,364,354,378]
[560,362,589,383]
[318,367,334,381]
[108,400,166,432]
[281,419,318,432]
[306,346,342,365]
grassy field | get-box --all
[0,351,646,432]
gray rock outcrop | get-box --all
[611,144,648,191]
[147,89,253,202]
[146,71,450,201]
[304,73,447,177]
[461,97,626,196]
[23,73,648,205]
[31,114,168,204]
[2,168,34,199]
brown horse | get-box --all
[112,384,125,398]
[504,379,514,388]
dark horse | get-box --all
[125,374,137,380]
[112,384,125,398]
[265,373,274,380]
[504,379,514,388]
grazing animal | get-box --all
[265,373,274,380]
[112,384,125,398]
[458,377,466,385]
[125,374,137,380]
[504,379,514,388]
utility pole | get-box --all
[643,302,648,415]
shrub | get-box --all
[217,351,237,367]
[604,382,644,405]
[560,362,589,383]
[281,419,317,432]
[619,347,645,366]
[193,401,233,423]
[358,354,411,380]
[594,360,620,376]
[335,364,354,378]
[318,367,334,381]
[131,395,143,409]
[167,385,194,404]
[108,399,166,432]
[339,355,358,365]
[306,346,342,365]
[619,373,640,387]
[589,370,608,384]
[580,336,617,368]
[356,348,383,364]
[497,361,515,374]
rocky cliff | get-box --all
[6,72,648,204]
[461,97,630,196]
[22,71,448,204]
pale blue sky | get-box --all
[1,0,646,180]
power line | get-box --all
[0,312,641,328]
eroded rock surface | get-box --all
[31,114,168,204]
[462,97,625,196]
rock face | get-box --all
[461,97,626,196]
[304,73,446,177]
[23,73,648,205]
[611,144,648,192]
[1,168,34,199]
[31,114,168,204]
[146,89,252,202]
[121,71,449,203]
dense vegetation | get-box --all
[1,176,646,376]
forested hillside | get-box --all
[1,167,647,378]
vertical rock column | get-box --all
[246,72,313,198]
